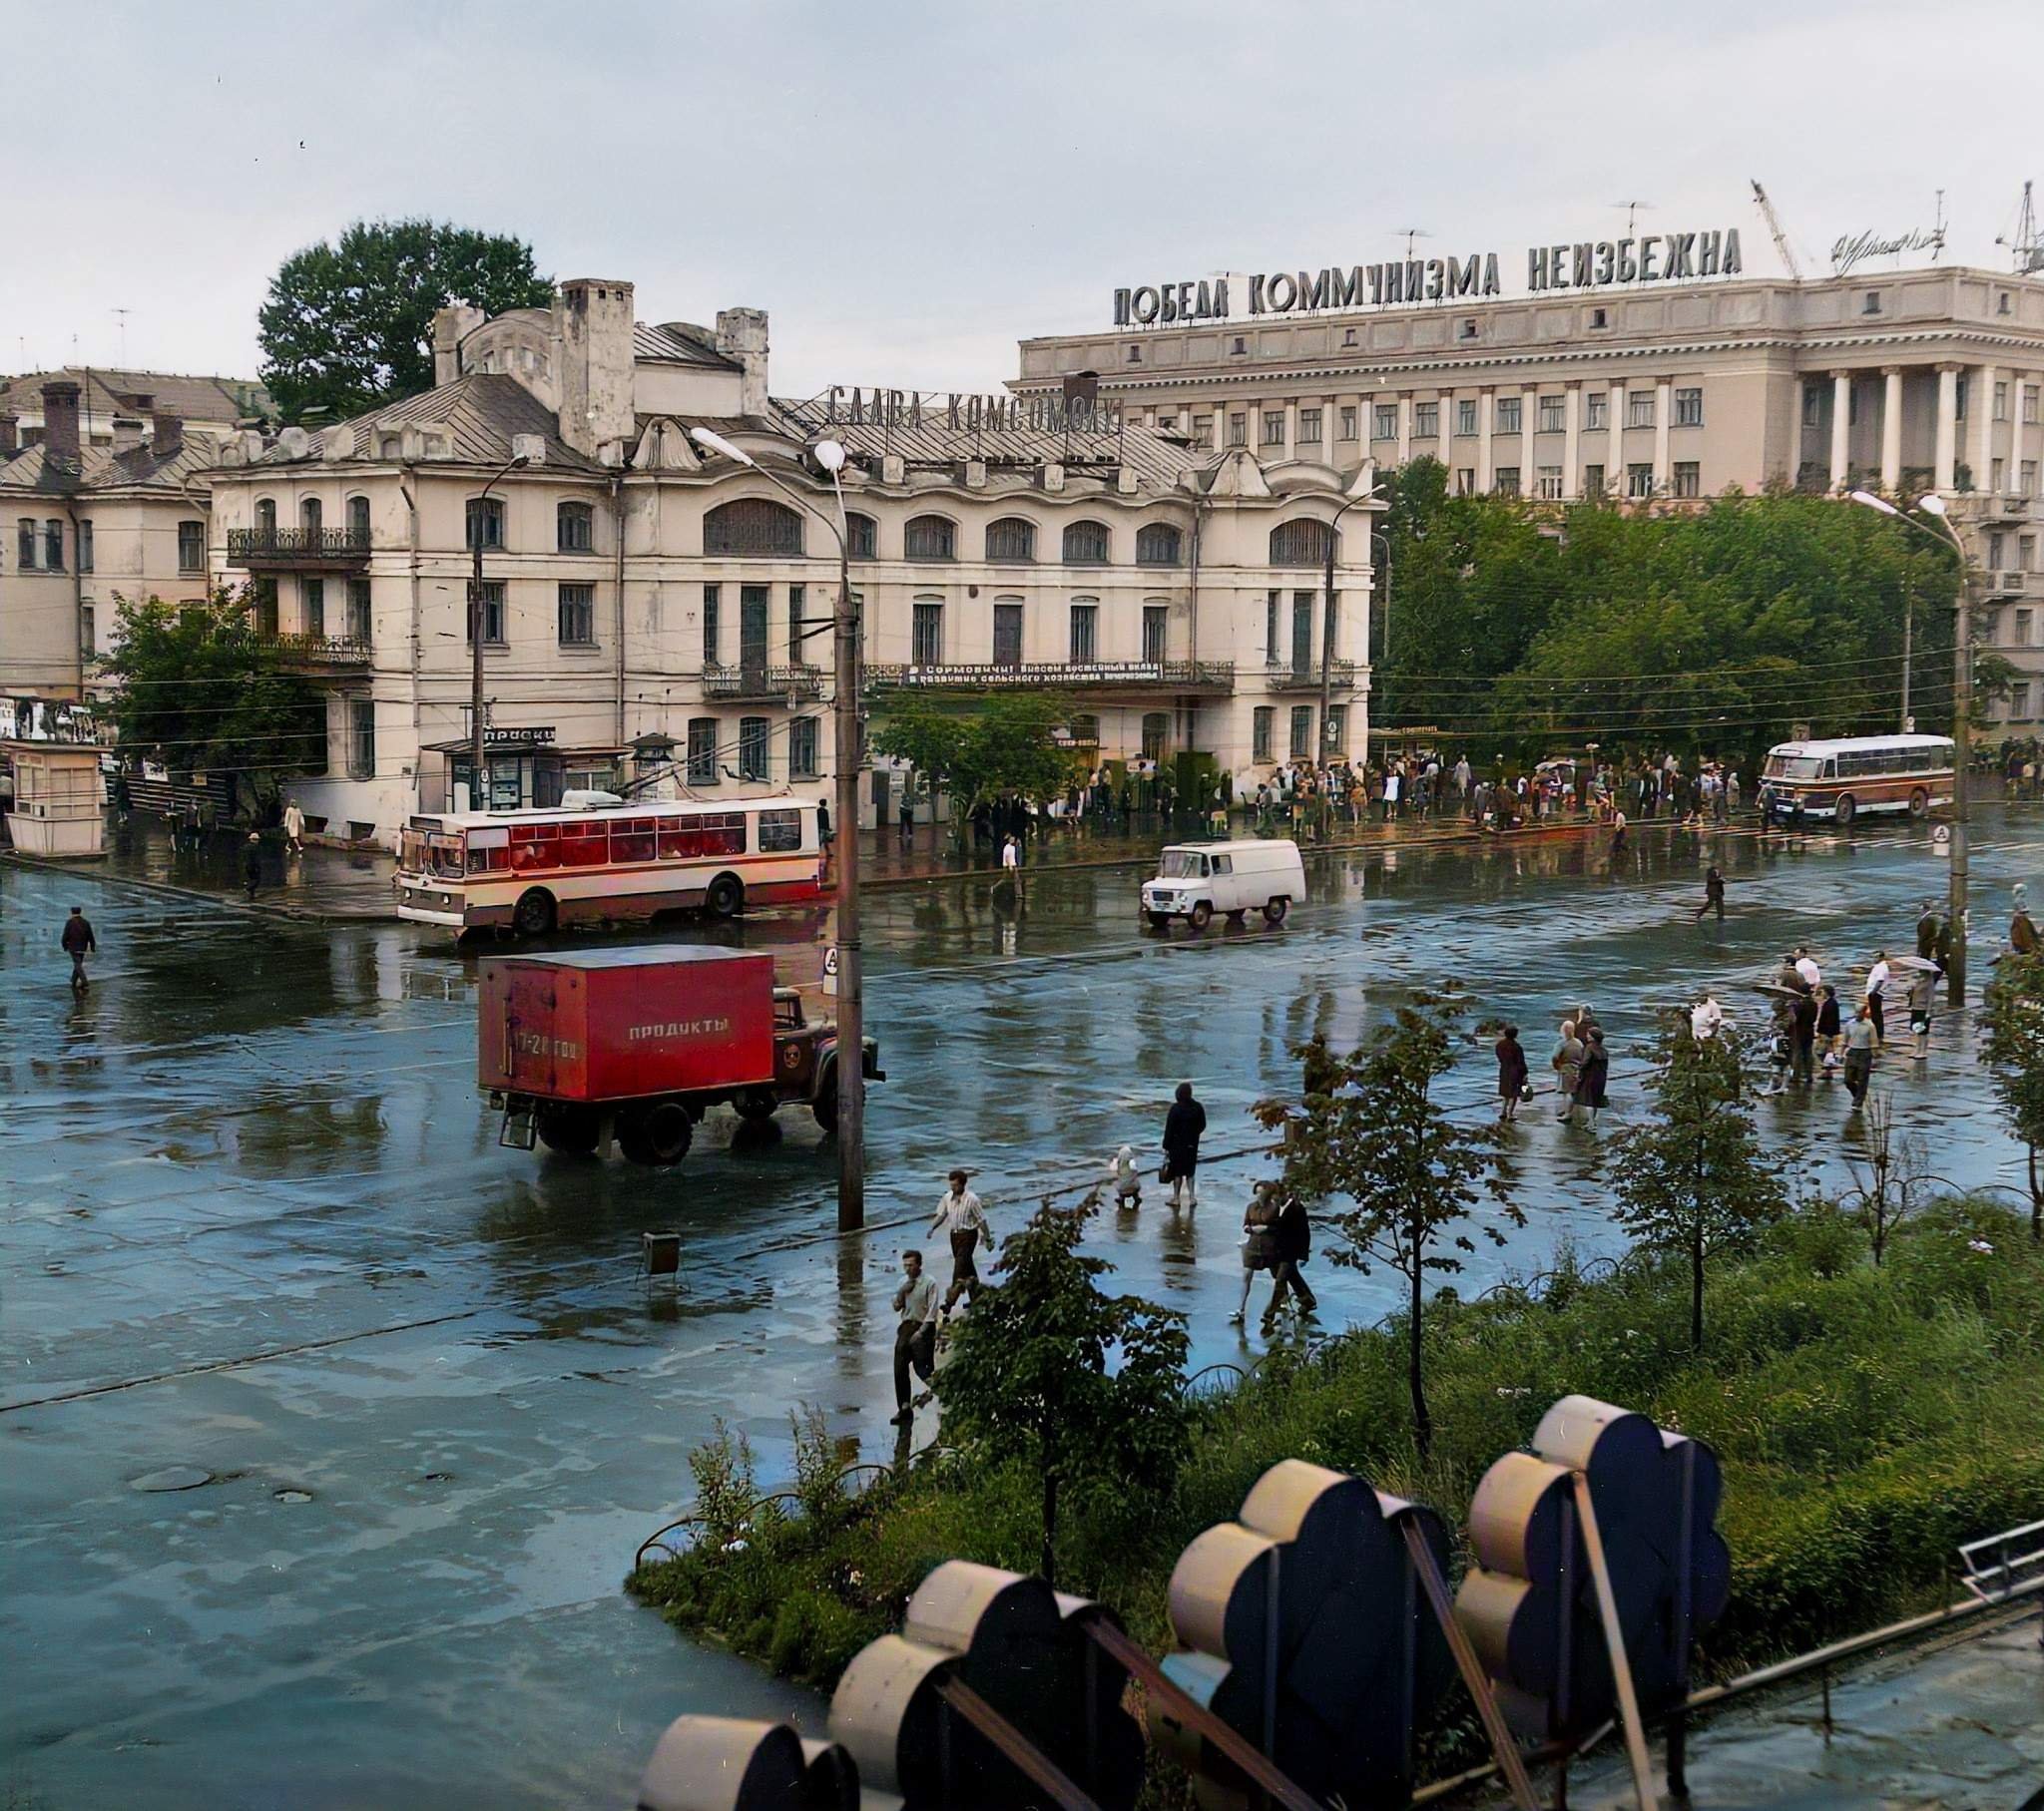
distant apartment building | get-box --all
[0,366,266,453]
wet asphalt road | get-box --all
[2,809,2039,1808]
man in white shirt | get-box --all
[282,799,305,856]
[1793,946,1821,991]
[930,1168,989,1308]
[890,1250,938,1425]
[1001,836,1020,873]
[1691,993,1725,1042]
[1864,952,1891,1047]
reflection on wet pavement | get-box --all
[2,809,2039,1807]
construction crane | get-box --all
[1750,180,1802,281]
[1997,181,2043,274]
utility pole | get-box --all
[1899,567,1913,730]
[468,454,528,811]
[1318,487,1382,764]
[1936,512,1974,1007]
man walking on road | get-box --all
[930,1169,989,1309]
[60,906,96,992]
[282,800,305,857]
[1695,866,1726,923]
[889,1250,938,1426]
[1864,951,1891,1049]
[1163,1081,1206,1209]
[1265,1188,1318,1328]
[241,833,264,902]
[1842,1004,1877,1107]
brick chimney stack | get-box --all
[112,416,144,453]
[0,413,17,456]
[152,408,184,455]
[715,308,771,418]
[41,380,82,467]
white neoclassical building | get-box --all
[200,278,1374,845]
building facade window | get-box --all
[179,519,205,573]
[1325,704,1346,752]
[349,697,376,778]
[837,511,874,559]
[1338,405,1359,441]
[1142,604,1168,665]
[1993,380,2010,421]
[1265,590,1280,663]
[1496,395,1522,433]
[985,517,1037,562]
[346,578,371,643]
[993,600,1023,668]
[904,514,955,561]
[1142,711,1169,760]
[1135,522,1182,566]
[703,583,720,666]
[1675,387,1704,427]
[254,578,278,638]
[1538,395,1566,433]
[687,717,719,784]
[303,577,324,638]
[43,520,63,570]
[1801,384,1821,428]
[465,496,504,550]
[1252,705,1274,762]
[256,498,276,537]
[1627,463,1656,498]
[1262,411,1285,447]
[1457,398,1477,436]
[1192,414,1213,443]
[1585,464,1605,498]
[1585,393,1608,431]
[1269,518,1329,566]
[1455,468,1476,495]
[1068,713,1100,746]
[1062,519,1110,565]
[2009,679,2034,720]
[301,497,322,534]
[1414,401,1439,438]
[1672,461,1702,499]
[1536,467,1564,500]
[705,497,803,557]
[16,518,34,569]
[912,599,943,666]
[2023,459,2039,496]
[80,605,94,657]
[1288,704,1312,759]
[1628,391,1656,428]
[558,583,596,646]
[1068,602,1099,664]
[1223,413,1247,447]
[1494,466,1521,497]
[78,520,93,572]
[1373,403,1397,440]
[347,494,370,540]
[788,716,819,778]
[1992,459,2006,492]
[1297,407,1322,445]
[557,502,594,551]
[2023,384,2040,424]
[787,584,806,659]
[467,580,506,645]
[738,716,769,781]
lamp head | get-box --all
[1916,492,1948,517]
[1848,489,1898,517]
[811,438,846,475]
[690,426,755,467]
[510,455,530,469]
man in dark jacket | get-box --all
[1163,1082,1206,1210]
[60,907,96,991]
[1265,1192,1317,1326]
[241,833,263,901]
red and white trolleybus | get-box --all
[396,795,825,935]
[1758,732,1956,827]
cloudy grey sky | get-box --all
[7,0,2041,399]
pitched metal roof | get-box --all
[247,372,600,469]
[0,433,219,497]
[632,322,741,369]
[0,366,268,424]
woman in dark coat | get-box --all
[1494,1026,1529,1121]
[1574,1028,1611,1128]
[1162,1082,1206,1210]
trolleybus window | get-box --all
[658,813,746,859]
[757,807,802,852]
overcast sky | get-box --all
[7,0,2041,400]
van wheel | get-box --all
[704,873,745,919]
[1189,900,1213,930]
[1146,911,1172,932]
[513,888,557,936]
[734,1087,778,1123]
[1834,793,1856,829]
[1264,896,1290,926]
[535,1103,600,1155]
[618,1101,693,1166]
[1907,787,1929,818]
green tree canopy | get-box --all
[936,1193,1189,1586]
[257,218,554,422]
[99,588,326,817]
[869,693,1078,824]
[1980,949,2044,1242]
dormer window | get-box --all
[1232,336,1247,355]
[1862,290,1883,315]
[1342,327,1357,346]
[1998,290,2013,315]
[1127,344,1142,363]
[1589,306,1609,329]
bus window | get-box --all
[558,820,608,867]
[1821,759,1836,779]
[510,823,560,870]
[611,817,657,863]
[466,842,509,874]
[757,807,803,853]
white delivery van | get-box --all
[1141,839,1306,931]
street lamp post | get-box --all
[469,453,529,810]
[1370,528,1393,665]
[1849,488,1975,1003]
[1317,488,1383,764]
[692,427,864,1230]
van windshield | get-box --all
[1158,850,1208,879]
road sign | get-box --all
[822,945,839,996]
[1933,824,1952,855]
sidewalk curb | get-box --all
[0,850,393,924]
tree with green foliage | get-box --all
[935,1192,1189,1586]
[98,588,326,819]
[869,692,1078,846]
[1255,997,1520,1457]
[1612,1025,1788,1349]
[257,218,554,422]
[1980,949,2044,1242]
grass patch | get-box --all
[629,1196,2044,1713]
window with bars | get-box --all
[1672,462,1702,500]
[1068,713,1100,746]
[1414,401,1439,438]
[1135,522,1182,566]
[703,584,720,666]
[347,578,371,643]
[558,583,596,645]
[303,577,324,638]
[788,716,819,777]
[687,717,719,784]
[1062,520,1110,564]
[986,517,1037,562]
[738,716,769,781]
[904,515,955,560]
[846,512,877,558]
[912,599,943,666]
[467,580,506,645]
[558,502,594,551]
[1538,396,1566,433]
[1675,387,1704,427]
[705,497,803,556]
[179,519,205,573]
[1269,519,1328,567]
[1069,602,1098,664]
[465,496,504,550]
[1253,705,1274,762]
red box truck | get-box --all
[478,947,880,1165]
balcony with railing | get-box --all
[704,663,824,702]
[259,633,372,669]
[864,660,1235,695]
[1265,661,1359,691]
[226,526,371,569]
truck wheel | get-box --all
[535,1103,600,1155]
[513,888,557,936]
[1189,900,1213,931]
[619,1101,693,1166]
[703,873,745,919]
[1908,787,1929,818]
[734,1087,778,1123]
[1834,793,1856,829]
[1264,896,1290,926]
[811,1074,838,1133]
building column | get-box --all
[1395,393,1411,468]
[1607,381,1625,494]
[1973,364,1996,491]
[1521,385,1537,493]
[1933,363,1959,493]
[1788,375,1806,489]
[1563,383,1582,498]
[1880,366,1904,493]
[1476,387,1494,492]
[1653,378,1673,493]
[1830,369,1853,492]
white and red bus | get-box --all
[1759,732,1956,827]
[396,796,825,935]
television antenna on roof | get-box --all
[1997,180,2043,274]
[112,307,130,366]
[1394,227,1432,260]
[1609,200,1656,236]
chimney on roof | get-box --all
[432,303,486,385]
[0,413,16,456]
[112,416,144,454]
[556,278,636,457]
[715,307,770,417]
[152,408,184,455]
[41,380,82,467]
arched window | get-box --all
[465,496,505,551]
[1135,522,1183,566]
[904,514,956,561]
[345,495,370,540]
[256,498,276,537]
[846,511,878,559]
[1269,518,1331,566]
[300,497,322,533]
[984,517,1037,563]
[705,497,803,557]
[557,501,594,552]
[1062,519,1110,565]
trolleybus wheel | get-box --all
[513,888,557,936]
[703,873,745,919]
